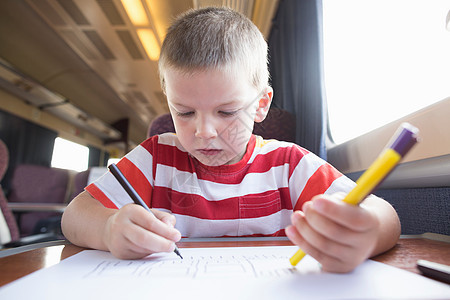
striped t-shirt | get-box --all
[86,133,355,237]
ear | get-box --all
[254,87,273,123]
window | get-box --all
[323,0,450,144]
[107,158,120,166]
[51,137,89,172]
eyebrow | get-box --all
[170,100,242,109]
[170,102,190,109]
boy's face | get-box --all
[164,68,272,166]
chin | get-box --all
[198,157,227,167]
[195,154,234,167]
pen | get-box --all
[417,259,450,284]
[108,163,183,259]
[289,122,419,266]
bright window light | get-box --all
[323,0,450,144]
[107,158,120,166]
[51,137,89,172]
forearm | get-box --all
[363,195,401,257]
[61,191,115,251]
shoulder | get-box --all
[251,136,337,176]
[252,135,310,158]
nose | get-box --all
[195,115,217,139]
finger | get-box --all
[110,238,155,260]
[129,205,181,242]
[293,208,357,262]
[310,195,377,232]
[286,211,314,248]
[286,213,355,272]
[152,209,177,227]
[123,222,176,254]
[303,201,360,247]
[287,210,338,259]
[285,211,305,245]
[105,218,162,259]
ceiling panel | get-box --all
[0,0,279,146]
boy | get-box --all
[62,7,400,273]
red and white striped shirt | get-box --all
[86,133,355,237]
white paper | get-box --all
[1,246,449,299]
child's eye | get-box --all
[219,110,238,117]
[176,111,194,117]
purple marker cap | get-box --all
[388,123,420,157]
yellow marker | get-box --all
[290,123,419,267]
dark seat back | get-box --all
[0,139,20,242]
[8,164,69,236]
[70,169,90,200]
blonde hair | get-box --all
[159,7,269,92]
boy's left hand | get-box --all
[285,193,380,273]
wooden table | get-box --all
[1,235,449,287]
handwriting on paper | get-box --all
[83,252,311,279]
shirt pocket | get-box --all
[238,191,282,236]
[239,191,281,219]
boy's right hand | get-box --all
[103,204,181,259]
